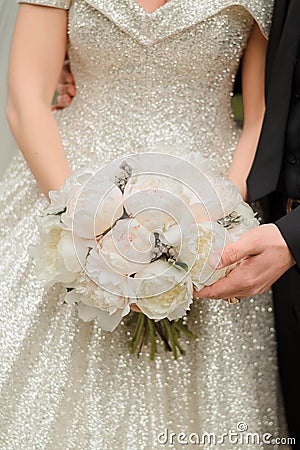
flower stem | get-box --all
[147,318,157,360]
[130,313,145,355]
[164,319,178,360]
[174,320,198,340]
[154,321,172,352]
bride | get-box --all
[0,0,287,448]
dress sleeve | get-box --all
[240,0,275,39]
[17,0,71,10]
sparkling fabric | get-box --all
[1,0,288,449]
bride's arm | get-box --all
[6,5,70,199]
[228,22,267,200]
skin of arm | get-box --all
[228,22,267,200]
[6,5,71,198]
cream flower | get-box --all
[176,221,229,291]
[30,215,89,287]
[65,273,132,332]
[123,174,189,233]
[93,218,155,276]
[226,201,260,242]
[64,179,123,239]
[134,260,193,320]
[47,169,93,215]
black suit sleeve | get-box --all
[275,206,300,268]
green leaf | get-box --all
[174,261,189,272]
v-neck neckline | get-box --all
[82,0,270,46]
[128,0,179,17]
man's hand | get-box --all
[52,61,76,110]
[194,224,295,300]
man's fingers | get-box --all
[56,83,76,96]
[56,94,72,107]
[194,274,241,299]
[209,236,256,270]
[60,66,74,84]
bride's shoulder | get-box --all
[232,0,274,38]
[17,0,71,10]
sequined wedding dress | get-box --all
[0,1,287,449]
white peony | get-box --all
[182,175,243,223]
[92,218,155,276]
[226,201,260,242]
[47,170,94,215]
[64,178,124,239]
[175,221,230,291]
[134,260,193,321]
[30,215,90,287]
[65,273,132,331]
[183,151,212,173]
[123,174,191,233]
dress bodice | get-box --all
[18,0,274,174]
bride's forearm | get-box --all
[229,22,267,200]
[228,119,264,200]
[7,5,69,199]
[7,102,70,198]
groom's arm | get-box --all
[276,207,300,268]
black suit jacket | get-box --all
[247,0,300,267]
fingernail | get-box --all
[209,252,222,269]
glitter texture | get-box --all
[1,0,288,449]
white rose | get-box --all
[90,218,155,277]
[134,260,193,321]
[65,273,132,332]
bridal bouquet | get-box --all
[31,152,258,359]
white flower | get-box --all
[90,218,155,276]
[30,215,90,287]
[123,173,191,233]
[134,260,193,321]
[184,175,243,223]
[176,221,230,290]
[226,201,259,242]
[65,273,132,332]
[64,178,124,239]
[183,151,212,173]
[47,170,93,215]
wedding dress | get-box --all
[0,0,287,449]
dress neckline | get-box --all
[83,0,272,45]
[128,0,179,17]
